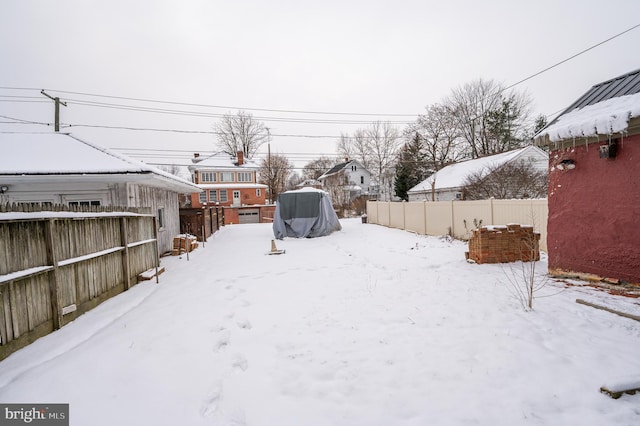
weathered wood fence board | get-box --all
[367,199,548,252]
[0,205,158,360]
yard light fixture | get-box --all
[0,185,8,193]
[556,159,576,171]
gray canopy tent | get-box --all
[272,188,342,239]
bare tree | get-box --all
[157,164,185,177]
[302,156,335,180]
[338,121,401,201]
[214,110,270,158]
[368,122,401,200]
[321,172,352,217]
[445,79,534,158]
[286,171,304,190]
[462,161,548,200]
[258,153,293,203]
[406,103,465,173]
[336,130,371,170]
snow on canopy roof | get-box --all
[537,92,640,143]
[408,146,541,193]
[0,132,200,190]
[283,187,328,195]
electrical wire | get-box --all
[2,22,638,138]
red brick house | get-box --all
[188,152,273,224]
[535,68,640,285]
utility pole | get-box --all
[266,127,273,204]
[41,90,67,132]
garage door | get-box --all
[238,209,260,224]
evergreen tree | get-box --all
[394,133,428,201]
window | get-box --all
[256,188,261,197]
[219,190,228,202]
[199,192,207,203]
[238,172,252,182]
[69,200,101,206]
[201,171,216,182]
[360,176,364,184]
[209,190,217,202]
[220,172,234,182]
[157,208,165,229]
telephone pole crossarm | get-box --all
[40,90,67,132]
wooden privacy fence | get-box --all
[0,207,159,360]
[366,199,548,252]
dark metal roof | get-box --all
[319,161,350,178]
[551,69,640,124]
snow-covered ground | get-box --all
[1,219,638,425]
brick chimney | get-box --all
[237,151,244,166]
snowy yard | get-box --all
[0,219,638,425]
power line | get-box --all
[503,23,640,92]
[62,99,412,125]
[0,86,419,118]
[2,23,638,134]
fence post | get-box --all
[424,201,428,236]
[152,216,160,283]
[490,197,495,226]
[44,219,62,330]
[120,217,131,290]
[450,201,455,237]
[402,201,406,231]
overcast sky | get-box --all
[2,0,639,171]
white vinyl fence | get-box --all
[366,199,548,252]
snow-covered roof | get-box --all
[537,92,640,143]
[284,187,328,195]
[0,132,200,192]
[188,152,258,171]
[408,146,547,193]
[536,68,640,144]
[317,160,368,180]
[197,183,267,190]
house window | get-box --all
[360,176,364,184]
[69,200,101,206]
[256,188,261,197]
[209,190,217,202]
[219,190,228,202]
[220,172,234,182]
[201,172,216,182]
[238,172,252,182]
[157,208,165,229]
[199,192,207,203]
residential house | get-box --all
[317,159,374,207]
[0,132,202,255]
[534,68,640,284]
[407,146,548,202]
[188,151,272,224]
[295,179,323,190]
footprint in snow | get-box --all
[232,354,249,372]
[201,386,222,417]
[236,318,252,330]
[213,330,231,352]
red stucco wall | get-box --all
[547,135,640,284]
